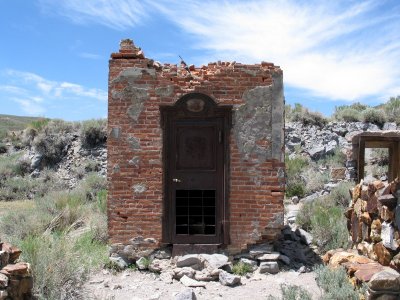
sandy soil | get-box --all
[82,269,322,300]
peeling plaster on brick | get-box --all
[113,67,156,83]
[112,164,120,174]
[127,136,141,150]
[155,85,174,97]
[109,127,121,139]
[234,85,272,163]
[251,220,261,240]
[128,156,140,167]
[265,212,284,229]
[133,183,147,194]
[271,71,285,162]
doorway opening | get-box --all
[160,93,232,245]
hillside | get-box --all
[0,114,47,140]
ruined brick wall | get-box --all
[108,39,285,256]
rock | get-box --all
[109,256,128,270]
[256,252,280,261]
[239,258,258,270]
[390,253,400,271]
[194,270,217,281]
[30,154,42,169]
[180,275,206,288]
[0,251,9,269]
[0,243,22,263]
[381,206,395,222]
[383,122,397,130]
[148,259,172,273]
[249,243,273,257]
[368,268,400,292]
[352,263,384,282]
[0,273,8,289]
[259,262,279,274]
[160,271,174,284]
[278,255,291,265]
[330,167,346,181]
[0,290,8,300]
[296,228,313,245]
[329,251,373,268]
[2,263,29,275]
[374,243,393,266]
[151,248,172,259]
[175,288,197,300]
[200,254,229,270]
[381,222,397,251]
[307,145,325,160]
[291,196,299,204]
[218,270,241,286]
[173,267,196,280]
[136,257,148,270]
[395,205,400,230]
[176,255,201,268]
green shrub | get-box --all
[0,142,7,154]
[0,153,23,180]
[322,148,347,168]
[314,265,359,300]
[79,173,107,201]
[280,284,312,300]
[333,107,361,122]
[286,103,328,126]
[80,119,107,148]
[286,182,305,198]
[232,262,253,276]
[97,189,107,214]
[362,108,387,127]
[0,176,37,201]
[303,168,329,194]
[296,196,349,252]
[310,202,349,252]
[28,118,50,131]
[20,232,107,300]
[384,96,400,124]
[328,181,353,207]
[286,155,308,178]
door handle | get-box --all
[172,178,182,183]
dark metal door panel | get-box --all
[170,119,223,244]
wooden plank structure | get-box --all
[352,132,400,182]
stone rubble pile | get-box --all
[323,249,400,299]
[345,178,400,269]
[285,121,399,180]
[0,241,33,300]
[108,228,319,294]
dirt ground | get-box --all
[82,268,322,300]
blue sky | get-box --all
[0,0,399,120]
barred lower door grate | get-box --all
[175,190,216,235]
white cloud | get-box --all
[37,0,400,102]
[152,0,400,101]
[39,0,149,30]
[1,70,107,117]
[79,52,103,60]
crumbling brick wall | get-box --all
[108,39,285,256]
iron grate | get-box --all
[175,190,216,235]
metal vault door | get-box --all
[160,93,231,245]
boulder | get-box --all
[249,243,273,257]
[176,255,202,268]
[259,262,279,274]
[148,259,172,273]
[0,251,9,269]
[218,270,240,286]
[194,270,217,282]
[175,288,197,300]
[368,268,400,292]
[0,273,8,289]
[136,257,149,270]
[307,145,325,160]
[173,267,196,280]
[374,243,393,266]
[296,228,313,245]
[160,271,174,284]
[109,256,128,270]
[180,275,206,288]
[256,252,280,261]
[200,254,229,270]
[2,263,30,275]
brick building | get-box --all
[107,39,285,257]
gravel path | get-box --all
[83,269,322,300]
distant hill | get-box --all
[0,114,46,139]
